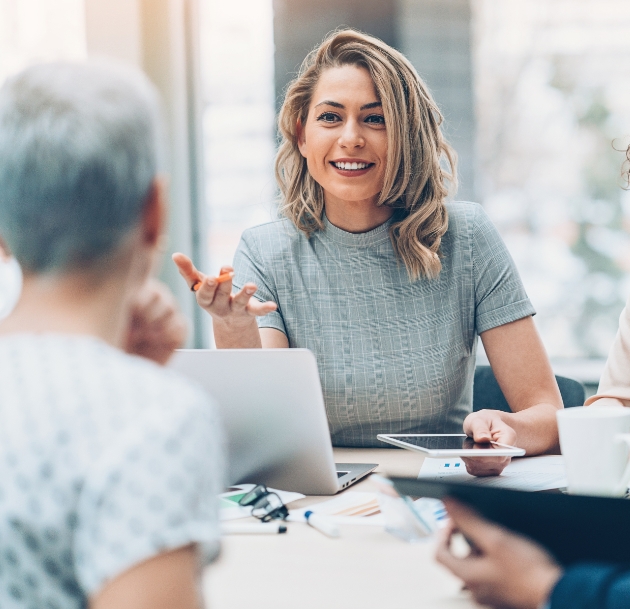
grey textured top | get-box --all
[0,334,223,608]
[233,201,535,447]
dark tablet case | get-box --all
[391,477,630,566]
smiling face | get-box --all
[297,64,388,213]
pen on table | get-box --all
[304,510,340,538]
[221,521,287,535]
[191,272,233,292]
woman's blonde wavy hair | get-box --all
[275,29,457,280]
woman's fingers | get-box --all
[231,283,257,312]
[461,455,511,477]
[247,298,278,317]
[172,255,236,313]
[171,259,275,321]
[230,284,277,318]
[209,269,237,311]
[464,413,493,444]
[172,252,203,289]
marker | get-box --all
[304,510,340,538]
[191,272,233,292]
[221,522,287,535]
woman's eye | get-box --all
[365,114,385,125]
[316,112,340,123]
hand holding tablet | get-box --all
[376,433,525,457]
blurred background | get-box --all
[2,0,630,391]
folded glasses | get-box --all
[238,484,289,522]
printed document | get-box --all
[417,455,566,491]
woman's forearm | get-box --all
[212,317,262,349]
[499,402,561,455]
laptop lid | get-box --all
[169,349,341,495]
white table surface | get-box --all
[203,448,481,609]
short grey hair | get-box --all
[0,61,165,273]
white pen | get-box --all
[222,522,287,535]
[304,510,340,538]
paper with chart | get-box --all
[417,455,567,491]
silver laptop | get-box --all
[169,348,377,495]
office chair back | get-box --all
[473,365,585,413]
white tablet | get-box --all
[376,433,526,457]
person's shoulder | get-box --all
[239,217,306,263]
[66,338,217,424]
[442,200,481,244]
[241,217,301,243]
[445,201,496,238]
[0,334,219,429]
[446,200,484,225]
[105,351,223,461]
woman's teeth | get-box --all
[333,161,370,170]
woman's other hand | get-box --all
[436,498,562,609]
[461,409,517,476]
[125,278,187,364]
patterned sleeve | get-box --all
[472,204,536,334]
[232,229,287,335]
[72,386,224,595]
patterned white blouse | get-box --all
[0,334,223,608]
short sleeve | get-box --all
[232,229,287,334]
[73,387,224,595]
[472,204,536,334]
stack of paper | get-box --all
[417,455,567,491]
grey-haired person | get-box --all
[0,61,223,609]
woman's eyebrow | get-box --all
[313,100,382,110]
[314,100,344,109]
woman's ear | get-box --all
[296,118,307,158]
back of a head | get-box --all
[0,61,164,274]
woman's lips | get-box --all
[329,161,375,177]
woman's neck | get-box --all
[0,269,134,349]
[324,194,393,233]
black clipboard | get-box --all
[391,477,630,566]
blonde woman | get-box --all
[174,30,562,471]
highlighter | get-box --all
[191,272,233,292]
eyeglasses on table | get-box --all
[238,484,289,522]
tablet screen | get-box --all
[393,435,500,451]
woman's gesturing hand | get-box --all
[436,499,562,609]
[172,253,277,326]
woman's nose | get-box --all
[338,119,364,148]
